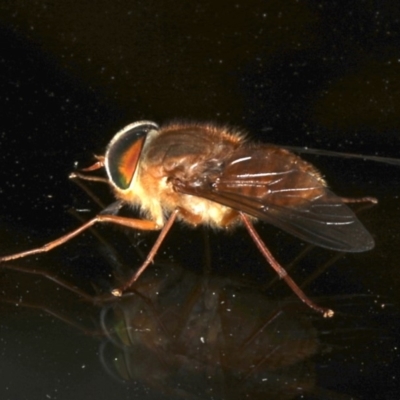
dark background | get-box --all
[0,1,400,399]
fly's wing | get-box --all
[173,145,374,252]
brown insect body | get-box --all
[0,121,376,317]
[121,122,371,253]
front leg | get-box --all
[0,214,160,263]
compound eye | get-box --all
[105,121,159,190]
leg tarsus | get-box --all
[112,209,180,295]
[341,196,378,205]
[240,212,334,318]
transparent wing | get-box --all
[173,145,374,252]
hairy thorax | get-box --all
[115,164,238,228]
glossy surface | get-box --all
[1,1,400,399]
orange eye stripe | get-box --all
[117,135,145,189]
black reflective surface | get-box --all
[1,2,400,399]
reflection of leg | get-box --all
[0,263,96,301]
[1,297,99,335]
[240,212,334,318]
[0,214,160,262]
[112,209,180,296]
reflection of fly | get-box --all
[0,121,377,317]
